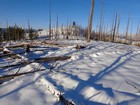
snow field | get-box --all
[0,40,140,105]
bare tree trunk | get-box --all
[14,24,17,41]
[130,20,133,44]
[61,24,64,39]
[102,24,105,41]
[136,22,139,41]
[66,20,69,39]
[110,13,115,42]
[116,15,120,42]
[112,13,117,42]
[105,23,108,41]
[125,15,130,43]
[87,0,94,42]
[28,19,32,40]
[6,20,10,41]
[56,16,59,40]
[99,0,104,41]
[49,1,52,40]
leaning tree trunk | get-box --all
[87,0,94,42]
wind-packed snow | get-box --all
[0,40,140,105]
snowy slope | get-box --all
[0,40,140,105]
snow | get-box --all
[0,40,140,105]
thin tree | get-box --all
[87,0,94,42]
[136,22,139,41]
[125,15,130,43]
[130,20,133,44]
[55,16,59,40]
[99,0,104,41]
[105,23,108,41]
[0,23,3,42]
[66,19,69,39]
[103,24,106,41]
[6,20,10,41]
[49,1,52,40]
[116,15,120,42]
[61,24,64,39]
[112,13,117,42]
[28,19,32,39]
[110,13,115,42]
[139,29,140,44]
[14,23,17,40]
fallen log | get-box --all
[0,56,71,68]
[0,61,31,68]
[0,49,50,58]
[35,56,71,63]
[0,52,25,58]
[59,94,74,105]
[3,48,22,59]
[2,44,30,49]
[40,77,75,105]
[0,44,26,49]
[0,69,46,84]
[41,41,68,47]
[6,44,24,48]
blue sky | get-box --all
[0,0,140,34]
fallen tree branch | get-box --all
[0,62,44,84]
[0,52,24,58]
[41,41,68,47]
[0,56,71,68]
[34,56,71,63]
[0,61,32,68]
[0,69,46,83]
[59,94,75,105]
[3,48,23,59]
[0,44,47,49]
[1,44,30,49]
[0,48,52,58]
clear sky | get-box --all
[0,0,140,34]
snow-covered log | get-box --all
[0,56,71,68]
[0,69,46,84]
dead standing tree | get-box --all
[130,20,133,44]
[136,22,139,41]
[125,15,130,43]
[116,15,121,42]
[55,16,59,40]
[99,0,104,41]
[6,20,10,41]
[87,0,94,42]
[110,13,115,42]
[49,1,52,40]
[112,13,117,42]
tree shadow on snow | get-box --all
[50,49,138,104]
[0,43,138,104]
[0,70,51,100]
